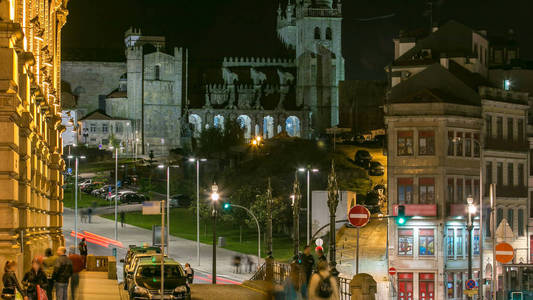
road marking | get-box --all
[495,251,513,256]
[349,214,367,218]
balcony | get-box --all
[484,137,529,152]
[495,185,528,198]
[392,204,437,217]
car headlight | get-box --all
[134,286,149,295]
[173,286,188,293]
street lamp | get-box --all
[158,163,179,254]
[67,154,86,252]
[298,166,319,245]
[466,194,476,298]
[210,183,219,284]
[110,145,124,243]
[188,157,207,266]
[291,172,301,257]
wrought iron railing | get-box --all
[338,276,352,300]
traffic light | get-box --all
[223,203,231,210]
[397,205,407,225]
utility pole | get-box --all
[327,161,340,277]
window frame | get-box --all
[419,229,435,256]
[418,130,435,156]
[398,178,414,204]
[398,229,414,256]
[419,178,435,204]
[397,131,414,156]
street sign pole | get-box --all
[348,205,370,275]
[356,227,360,274]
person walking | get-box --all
[316,247,327,263]
[52,247,73,300]
[42,248,57,300]
[78,239,88,268]
[301,246,315,284]
[246,256,254,273]
[120,211,125,228]
[68,246,84,300]
[22,258,47,300]
[1,260,25,300]
[280,262,305,300]
[307,261,339,300]
[184,263,194,284]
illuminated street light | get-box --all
[298,166,319,244]
[189,157,207,266]
[466,195,476,293]
[210,182,219,284]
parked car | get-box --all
[354,150,372,168]
[106,190,135,201]
[169,194,192,208]
[368,161,385,176]
[121,193,148,204]
[128,257,190,300]
[91,184,113,197]
[121,245,161,289]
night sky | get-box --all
[62,0,533,80]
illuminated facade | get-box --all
[0,0,68,273]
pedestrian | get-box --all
[280,262,305,300]
[78,238,88,268]
[42,248,57,300]
[22,258,47,300]
[316,247,327,263]
[120,211,125,228]
[87,208,92,223]
[68,246,84,300]
[184,263,194,284]
[246,256,254,273]
[233,256,241,274]
[1,260,25,300]
[52,247,73,300]
[301,245,315,284]
[307,261,339,300]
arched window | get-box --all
[285,116,301,137]
[237,115,252,140]
[314,27,321,40]
[326,27,332,40]
[155,65,160,80]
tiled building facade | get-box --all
[0,0,68,273]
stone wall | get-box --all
[62,61,127,116]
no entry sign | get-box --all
[388,267,397,276]
[495,242,514,264]
[348,205,370,227]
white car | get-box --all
[106,190,135,201]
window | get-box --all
[474,133,480,157]
[497,117,503,139]
[474,180,480,202]
[418,131,435,155]
[398,178,413,204]
[447,131,454,156]
[531,192,533,218]
[90,123,96,133]
[456,229,463,256]
[465,179,472,201]
[456,132,463,156]
[398,229,413,256]
[398,273,413,300]
[508,209,514,231]
[508,163,514,186]
[102,124,108,133]
[518,164,524,186]
[518,209,524,236]
[419,273,435,300]
[155,65,160,80]
[497,162,503,186]
[473,229,480,255]
[497,208,503,227]
[504,79,511,91]
[456,179,463,204]
[518,119,524,142]
[507,118,514,140]
[530,150,533,176]
[314,27,321,39]
[419,229,434,256]
[465,133,472,157]
[325,27,332,40]
[447,179,454,204]
[115,123,123,133]
[397,131,413,156]
[486,162,493,185]
[485,115,492,137]
[447,274,454,298]
[447,229,454,257]
[419,178,435,204]
[102,139,109,145]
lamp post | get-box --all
[298,166,319,245]
[210,183,220,284]
[327,161,340,277]
[110,145,124,242]
[266,178,273,258]
[67,154,86,252]
[188,158,207,266]
[291,172,301,257]
[158,163,179,253]
[466,195,476,299]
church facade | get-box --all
[61,0,344,156]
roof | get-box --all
[389,63,481,106]
[393,20,477,66]
[79,110,129,121]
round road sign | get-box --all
[466,279,476,289]
[495,242,514,264]
[388,267,397,276]
[315,238,324,247]
[348,205,371,227]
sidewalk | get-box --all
[63,208,256,283]
[78,271,121,300]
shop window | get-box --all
[398,178,413,204]
[397,131,414,156]
[508,163,514,186]
[447,131,454,156]
[418,131,435,155]
[419,273,435,300]
[398,229,413,256]
[419,229,434,256]
[473,229,480,255]
[456,132,463,156]
[419,178,435,204]
[447,228,454,257]
[473,133,480,157]
[398,273,413,300]
[518,209,524,236]
[465,133,472,157]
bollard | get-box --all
[350,273,377,300]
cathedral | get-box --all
[61,0,344,156]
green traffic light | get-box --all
[223,203,230,209]
[397,217,406,225]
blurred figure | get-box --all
[78,238,88,268]
[307,261,339,300]
[87,208,93,223]
[22,258,47,300]
[68,246,84,300]
[52,247,73,300]
[246,256,254,273]
[315,247,327,263]
[279,262,305,300]
[42,248,57,300]
[1,260,25,300]
[301,246,315,284]
[120,211,126,228]
[184,263,194,284]
[232,256,241,274]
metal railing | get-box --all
[338,276,352,300]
